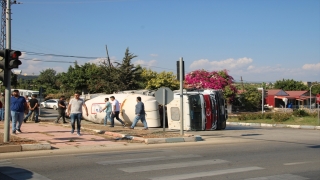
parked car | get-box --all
[40,99,59,110]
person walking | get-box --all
[99,97,112,126]
[130,96,148,130]
[109,96,126,127]
[0,92,4,121]
[11,89,28,134]
[67,92,88,136]
[23,94,39,123]
[56,95,67,124]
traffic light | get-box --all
[176,60,185,81]
[6,49,21,69]
[0,49,7,86]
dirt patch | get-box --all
[81,123,186,138]
[0,133,38,146]
[0,121,188,146]
[0,123,38,146]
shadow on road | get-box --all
[0,166,34,180]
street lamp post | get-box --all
[310,84,320,110]
[257,88,264,113]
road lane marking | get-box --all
[78,149,174,159]
[97,154,202,165]
[284,161,315,166]
[119,159,228,173]
[245,173,308,180]
[150,166,263,180]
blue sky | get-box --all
[10,0,320,83]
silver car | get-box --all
[40,99,59,110]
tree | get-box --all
[56,64,97,94]
[85,63,110,93]
[185,69,237,103]
[238,85,262,111]
[115,48,142,90]
[35,69,58,94]
[274,79,308,91]
[10,73,18,88]
[310,82,320,95]
[145,71,179,90]
[139,68,157,89]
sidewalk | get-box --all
[0,122,134,152]
[0,120,202,153]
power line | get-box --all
[20,58,75,63]
[23,51,176,71]
[23,0,136,4]
[24,51,101,59]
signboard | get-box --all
[155,87,173,105]
[155,87,174,132]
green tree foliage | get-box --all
[10,73,18,88]
[35,69,58,94]
[274,79,308,91]
[139,68,157,89]
[310,82,320,95]
[114,48,142,90]
[57,64,103,94]
[52,48,144,94]
[238,85,262,111]
[145,71,179,90]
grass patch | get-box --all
[229,114,320,126]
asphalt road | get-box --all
[0,121,319,180]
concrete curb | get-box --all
[227,122,320,130]
[21,142,51,151]
[100,131,203,144]
[0,142,51,153]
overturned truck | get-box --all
[167,90,228,131]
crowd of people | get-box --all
[0,90,149,136]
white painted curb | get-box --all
[227,121,319,130]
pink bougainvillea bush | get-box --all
[184,69,237,103]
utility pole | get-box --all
[105,45,113,68]
[4,0,11,142]
[240,76,244,91]
[1,0,6,49]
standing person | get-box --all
[11,89,28,134]
[0,92,4,121]
[130,96,148,130]
[23,94,39,123]
[99,98,112,126]
[109,96,126,127]
[56,95,67,124]
[67,92,88,136]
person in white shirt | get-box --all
[109,96,126,127]
[67,92,88,136]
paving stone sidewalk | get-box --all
[0,122,130,151]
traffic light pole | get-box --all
[4,0,11,142]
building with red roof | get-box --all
[265,89,315,108]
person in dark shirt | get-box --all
[24,94,39,123]
[56,95,67,123]
[11,89,28,134]
[130,96,148,130]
